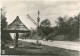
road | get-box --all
[18,39,80,51]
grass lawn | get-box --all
[3,40,79,56]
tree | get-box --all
[57,17,66,35]
[40,19,51,27]
[56,14,80,41]
[1,8,12,49]
[40,19,52,40]
[69,13,80,40]
[56,16,73,40]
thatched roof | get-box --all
[4,16,29,32]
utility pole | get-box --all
[36,10,40,44]
[37,10,40,31]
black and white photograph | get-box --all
[1,0,80,56]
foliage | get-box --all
[39,19,53,39]
[56,13,80,41]
[1,8,12,49]
[31,13,80,41]
[19,13,80,41]
[40,19,51,27]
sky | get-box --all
[2,0,80,29]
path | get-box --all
[18,39,80,51]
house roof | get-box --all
[4,16,29,32]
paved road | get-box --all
[18,39,80,51]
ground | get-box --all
[1,39,80,56]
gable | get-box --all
[4,16,29,31]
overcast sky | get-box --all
[2,0,80,29]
